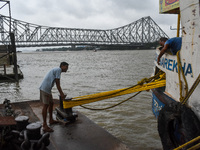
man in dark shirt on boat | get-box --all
[157,37,182,64]
[39,62,68,132]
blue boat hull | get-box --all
[151,88,175,118]
[152,93,165,118]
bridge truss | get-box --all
[0,15,169,47]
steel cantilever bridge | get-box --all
[0,15,168,48]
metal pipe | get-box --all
[177,13,181,37]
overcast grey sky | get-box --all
[1,0,178,37]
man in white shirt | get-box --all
[39,62,68,132]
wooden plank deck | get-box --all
[0,65,23,80]
[0,100,130,150]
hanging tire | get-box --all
[158,102,200,150]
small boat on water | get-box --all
[152,0,200,149]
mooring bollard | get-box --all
[55,96,78,123]
[15,116,29,131]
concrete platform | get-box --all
[0,100,130,150]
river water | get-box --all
[0,50,162,149]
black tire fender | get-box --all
[158,102,200,150]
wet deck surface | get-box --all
[0,100,129,150]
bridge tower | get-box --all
[0,0,22,81]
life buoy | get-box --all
[158,102,200,150]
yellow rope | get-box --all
[176,50,200,105]
[176,50,188,102]
[80,92,141,110]
[181,73,200,105]
[63,50,197,110]
[174,136,200,150]
[63,71,166,109]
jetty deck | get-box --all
[0,65,23,80]
[0,100,129,150]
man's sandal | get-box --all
[43,127,54,132]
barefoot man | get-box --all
[39,62,68,132]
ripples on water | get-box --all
[0,50,162,149]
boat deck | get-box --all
[0,100,129,150]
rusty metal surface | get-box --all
[0,116,16,126]
[48,112,129,150]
